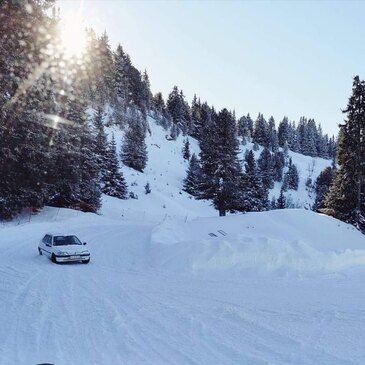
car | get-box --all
[38,233,90,264]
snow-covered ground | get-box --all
[0,117,362,364]
[0,206,364,365]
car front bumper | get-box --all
[55,254,90,262]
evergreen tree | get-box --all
[278,117,290,147]
[313,166,334,211]
[103,134,128,199]
[284,158,299,190]
[166,86,191,134]
[144,182,151,194]
[325,76,365,232]
[183,153,201,196]
[198,109,244,215]
[238,114,253,141]
[241,151,269,212]
[253,113,269,147]
[276,188,286,209]
[121,114,148,172]
[141,69,152,111]
[78,113,102,212]
[182,138,191,160]
[272,151,285,182]
[153,92,166,114]
[45,81,102,213]
[268,116,279,152]
[92,106,108,180]
[258,147,274,189]
[0,0,56,218]
[190,94,204,140]
[288,121,300,152]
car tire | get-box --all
[51,254,57,264]
[38,248,42,255]
[82,258,90,264]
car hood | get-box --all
[54,245,90,255]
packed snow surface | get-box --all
[0,206,364,365]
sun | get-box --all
[59,14,87,59]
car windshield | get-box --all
[53,235,82,246]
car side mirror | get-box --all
[83,242,87,245]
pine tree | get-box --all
[144,182,151,194]
[268,116,279,152]
[141,69,152,111]
[197,109,244,215]
[258,147,274,189]
[278,117,290,147]
[272,151,285,182]
[92,106,108,180]
[325,76,365,232]
[241,151,269,212]
[284,158,299,191]
[238,114,253,140]
[102,134,128,199]
[78,113,102,212]
[276,188,286,209]
[0,0,56,218]
[121,114,148,172]
[313,166,334,211]
[166,86,191,134]
[182,138,191,160]
[183,153,201,196]
[191,94,204,140]
[253,113,269,147]
[212,109,244,216]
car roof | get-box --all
[45,233,78,237]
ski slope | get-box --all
[0,207,365,365]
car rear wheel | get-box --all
[38,248,42,255]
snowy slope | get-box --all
[0,207,364,364]
[101,116,215,222]
[99,114,332,222]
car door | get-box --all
[43,235,53,258]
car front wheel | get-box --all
[82,258,90,264]
[51,254,57,264]
[38,248,42,255]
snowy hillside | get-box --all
[98,114,332,221]
[0,207,364,364]
[100,115,215,222]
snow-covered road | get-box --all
[0,210,364,365]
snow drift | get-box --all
[152,209,365,273]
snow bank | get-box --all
[152,210,365,273]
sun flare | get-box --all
[59,14,86,59]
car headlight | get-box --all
[56,251,69,256]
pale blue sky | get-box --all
[58,0,365,136]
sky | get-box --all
[57,0,365,136]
